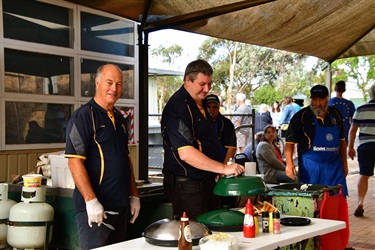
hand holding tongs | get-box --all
[101,211,119,230]
[105,211,119,215]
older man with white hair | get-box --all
[232,93,252,153]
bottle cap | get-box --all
[273,211,280,218]
[181,211,189,221]
[246,199,252,206]
[262,211,269,217]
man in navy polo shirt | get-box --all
[65,64,140,249]
[161,59,244,220]
[285,85,348,196]
[329,80,356,142]
[205,93,237,164]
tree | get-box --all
[151,44,183,65]
[331,55,375,102]
[155,75,182,113]
[198,38,309,109]
[151,44,183,112]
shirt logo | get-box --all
[326,133,333,141]
[313,146,339,152]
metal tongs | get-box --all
[102,222,115,230]
[105,211,119,215]
[101,211,119,230]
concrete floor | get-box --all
[346,156,375,250]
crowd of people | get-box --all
[64,60,373,249]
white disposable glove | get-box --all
[129,196,141,224]
[86,198,106,227]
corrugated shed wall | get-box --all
[0,149,62,182]
[0,145,139,182]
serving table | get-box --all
[94,217,346,250]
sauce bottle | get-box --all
[243,199,255,238]
[273,211,281,234]
[178,212,192,250]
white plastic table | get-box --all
[94,217,345,250]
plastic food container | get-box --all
[199,233,238,250]
[22,174,42,187]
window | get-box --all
[5,48,73,95]
[3,0,73,48]
[1,0,138,150]
[81,12,135,57]
[5,102,72,145]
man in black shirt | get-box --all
[285,85,348,196]
[161,60,244,219]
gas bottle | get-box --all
[0,183,16,248]
[7,185,54,249]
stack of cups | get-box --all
[244,162,257,176]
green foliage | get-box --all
[197,37,310,108]
[156,76,182,113]
[150,38,375,112]
[151,44,183,65]
[253,85,283,106]
[332,55,375,102]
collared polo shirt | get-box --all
[215,113,237,161]
[287,106,344,155]
[161,86,222,181]
[352,100,375,145]
[65,99,130,213]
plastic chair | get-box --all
[234,153,249,167]
[251,150,261,174]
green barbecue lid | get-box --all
[213,175,268,196]
[197,208,244,227]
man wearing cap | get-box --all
[329,80,356,142]
[205,94,237,164]
[284,85,348,196]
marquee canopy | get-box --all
[65,0,375,63]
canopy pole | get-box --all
[138,28,149,181]
[325,63,332,95]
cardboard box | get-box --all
[49,154,74,189]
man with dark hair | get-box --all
[161,59,244,219]
[348,85,375,217]
[329,80,356,142]
[285,85,348,196]
[205,94,237,164]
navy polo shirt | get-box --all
[65,99,130,213]
[161,86,222,181]
[215,113,237,161]
[287,106,345,154]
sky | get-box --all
[148,29,208,72]
[148,29,320,72]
